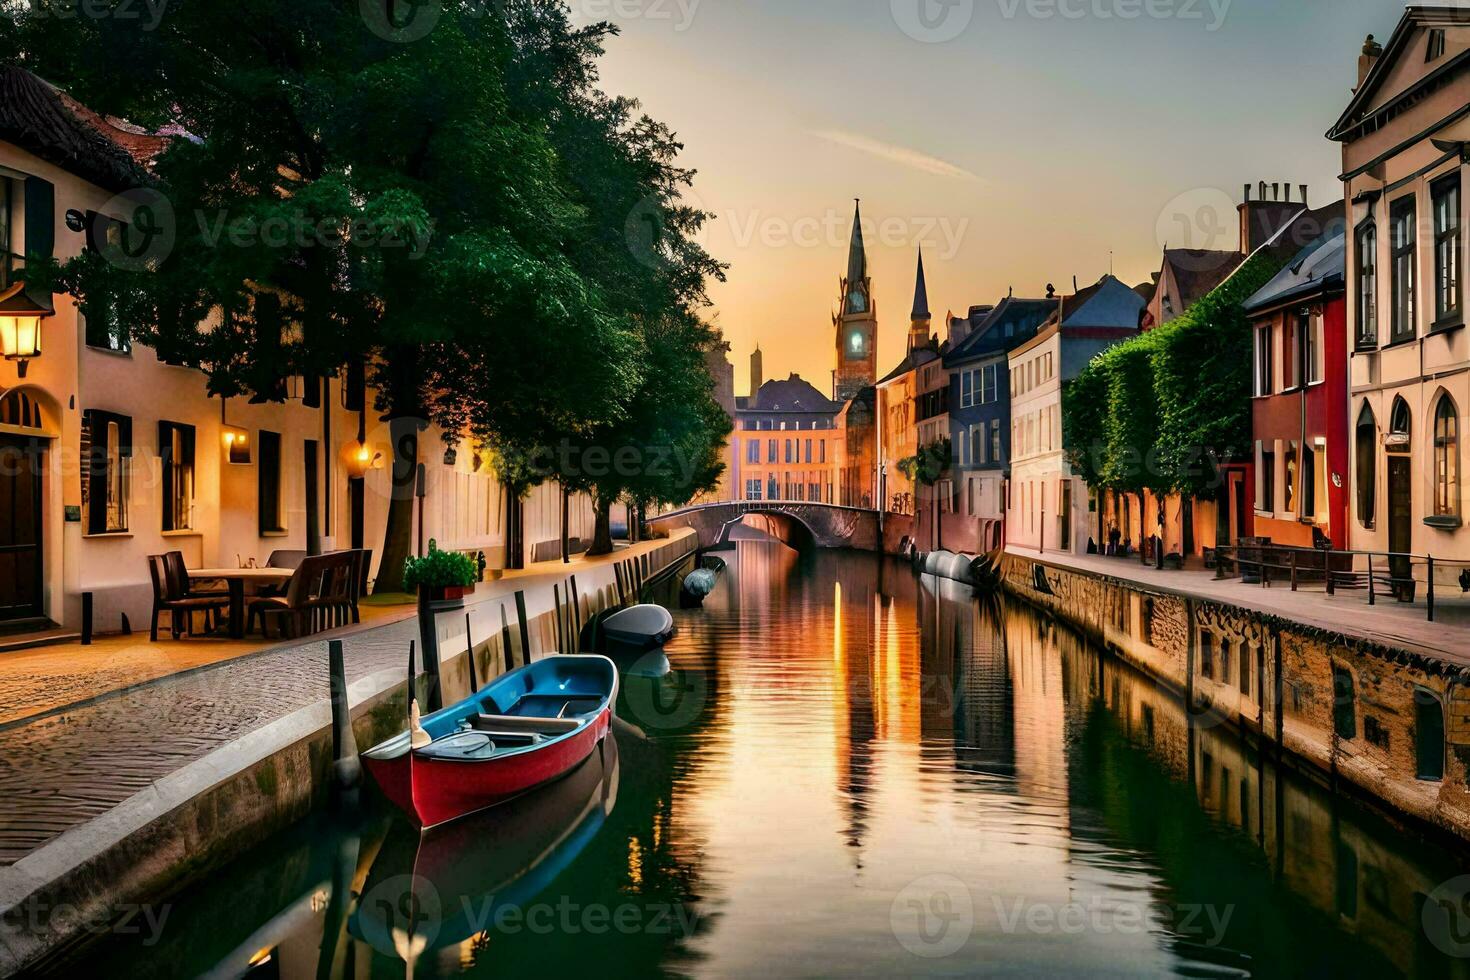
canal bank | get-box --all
[998,547,1470,845]
[0,532,696,976]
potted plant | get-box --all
[403,540,480,602]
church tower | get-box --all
[833,200,877,403]
[749,344,764,395]
[908,247,932,354]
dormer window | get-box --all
[1428,29,1446,62]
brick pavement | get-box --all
[0,536,690,866]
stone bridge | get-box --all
[647,501,882,552]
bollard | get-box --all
[328,640,361,793]
[1428,556,1436,623]
[81,592,93,646]
[514,591,531,664]
[465,613,479,693]
[415,592,444,712]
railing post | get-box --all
[1428,555,1436,623]
[1325,545,1335,596]
[1215,547,1226,580]
[1290,550,1298,592]
[1368,553,1376,606]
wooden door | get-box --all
[0,435,43,621]
[1388,456,1412,595]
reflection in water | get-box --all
[69,541,1470,978]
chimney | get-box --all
[1300,185,1308,207]
[1282,184,1291,203]
[1358,34,1383,89]
[1259,181,1268,201]
[1243,183,1252,203]
[1046,283,1056,299]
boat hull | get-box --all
[363,654,619,829]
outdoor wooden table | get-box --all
[188,567,295,639]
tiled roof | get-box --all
[1243,229,1346,314]
[742,374,840,414]
[0,67,155,190]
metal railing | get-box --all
[1212,541,1470,623]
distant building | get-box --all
[1008,276,1143,554]
[944,295,1058,550]
[1331,9,1470,569]
[733,374,842,503]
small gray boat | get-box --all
[601,603,676,651]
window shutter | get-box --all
[23,177,54,260]
[84,410,110,535]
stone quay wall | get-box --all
[1000,551,1470,842]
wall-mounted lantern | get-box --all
[223,424,251,464]
[343,440,381,479]
[0,284,50,379]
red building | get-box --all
[1243,230,1349,548]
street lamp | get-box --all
[0,283,50,379]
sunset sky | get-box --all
[592,0,1405,396]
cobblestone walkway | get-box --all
[0,616,420,865]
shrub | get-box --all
[402,540,479,591]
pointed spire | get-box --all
[846,198,867,285]
[911,246,930,320]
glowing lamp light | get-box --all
[0,283,50,379]
[343,440,381,479]
[223,425,251,464]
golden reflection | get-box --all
[626,835,644,889]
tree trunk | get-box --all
[588,496,614,557]
[504,481,525,570]
[560,485,570,563]
[375,415,419,594]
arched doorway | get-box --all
[0,388,51,622]
[1387,396,1413,599]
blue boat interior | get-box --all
[368,656,615,762]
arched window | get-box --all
[1356,403,1377,528]
[1434,394,1460,518]
[1390,397,1412,437]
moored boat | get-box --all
[600,603,676,651]
[363,654,618,829]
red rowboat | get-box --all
[363,654,618,829]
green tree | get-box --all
[8,1,668,587]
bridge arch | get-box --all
[647,501,880,552]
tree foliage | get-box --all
[4,0,730,575]
[1063,250,1285,500]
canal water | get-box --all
[66,541,1470,978]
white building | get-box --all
[1006,276,1142,554]
[0,68,593,638]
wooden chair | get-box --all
[148,554,228,641]
[248,555,329,640]
[307,553,358,632]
